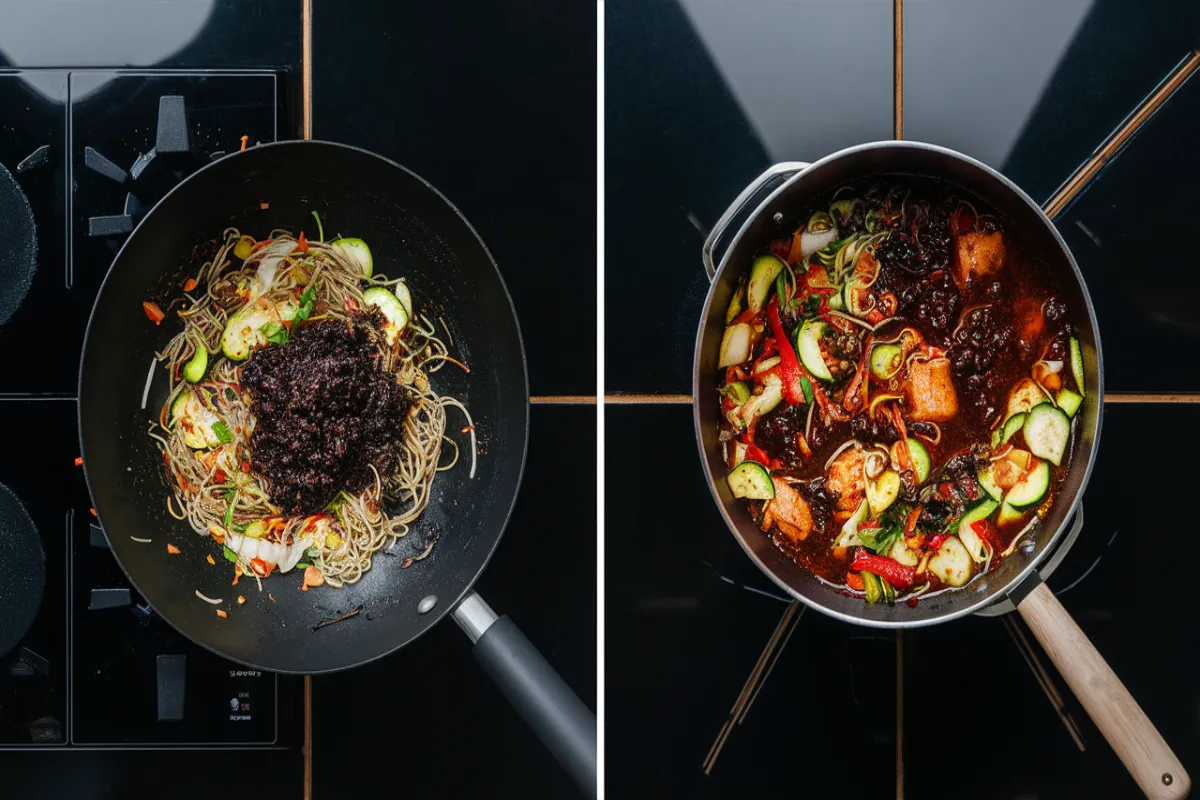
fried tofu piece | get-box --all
[826,446,867,513]
[954,230,1006,289]
[905,357,959,422]
[761,477,814,543]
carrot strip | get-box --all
[183,278,198,292]
[143,301,165,324]
[239,135,248,151]
[166,544,181,555]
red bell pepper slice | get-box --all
[743,444,770,466]
[851,548,916,589]
[765,298,849,421]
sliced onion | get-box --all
[195,590,223,605]
[130,536,152,543]
[800,228,838,257]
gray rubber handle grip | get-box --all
[473,616,597,798]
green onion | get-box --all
[800,376,815,405]
[862,571,882,604]
[224,489,239,530]
[310,210,325,243]
[212,421,233,444]
[223,545,238,563]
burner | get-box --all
[0,484,44,659]
[0,161,37,326]
[85,95,215,237]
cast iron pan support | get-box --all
[455,592,597,797]
[701,160,1189,800]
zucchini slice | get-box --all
[331,237,374,277]
[993,411,1026,447]
[718,323,753,369]
[976,465,1004,502]
[169,390,223,449]
[891,438,931,483]
[870,344,903,380]
[722,381,751,404]
[796,320,833,382]
[1007,460,1051,508]
[393,280,414,318]
[866,469,901,516]
[747,255,785,315]
[1069,336,1085,397]
[363,287,410,345]
[1057,388,1083,418]
[728,461,774,500]
[1005,378,1051,420]
[1023,404,1070,466]
[182,344,208,383]
[725,280,746,324]
[889,539,920,567]
[862,570,883,604]
[958,499,999,563]
[929,536,972,587]
[996,501,1024,526]
[834,498,871,548]
[220,301,298,361]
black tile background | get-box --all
[604,0,893,395]
[312,0,597,396]
[313,405,597,799]
[605,406,896,798]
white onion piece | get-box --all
[1039,360,1064,373]
[195,590,223,605]
[250,240,295,299]
[278,534,315,574]
[800,227,838,257]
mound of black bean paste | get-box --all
[241,317,412,515]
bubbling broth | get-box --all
[716,178,1084,606]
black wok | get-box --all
[79,140,595,797]
[694,141,1186,799]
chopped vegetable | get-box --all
[870,344,903,380]
[211,420,233,445]
[796,320,833,382]
[237,595,246,604]
[143,301,165,324]
[718,323,753,369]
[1022,404,1070,466]
[928,536,972,587]
[74,456,83,467]
[182,344,208,382]
[862,570,883,603]
[331,237,373,277]
[727,461,774,500]
[166,544,180,555]
[216,609,228,618]
[362,286,409,345]
[206,553,216,565]
[851,548,916,589]
[747,255,785,314]
[1069,337,1085,396]
[311,211,325,242]
[233,236,255,260]
[304,565,325,588]
[183,278,198,292]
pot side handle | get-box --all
[1016,581,1189,799]
[701,161,811,281]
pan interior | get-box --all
[79,141,528,672]
[694,142,1102,627]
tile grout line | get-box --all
[1043,50,1200,219]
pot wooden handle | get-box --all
[1016,581,1189,799]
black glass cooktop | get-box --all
[0,69,298,750]
[605,1,1200,797]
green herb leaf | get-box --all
[858,523,902,555]
[800,376,815,405]
[260,320,289,346]
[222,488,236,501]
[211,421,234,444]
[294,284,317,323]
[222,545,238,563]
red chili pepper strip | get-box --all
[851,548,916,589]
[766,298,849,421]
[843,336,873,413]
[925,533,947,553]
[904,505,922,536]
[744,444,770,466]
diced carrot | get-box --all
[89,508,97,517]
[833,546,850,560]
[74,456,83,467]
[260,202,269,210]
[237,595,246,605]
[239,135,248,151]
[143,301,165,324]
[166,544,180,555]
[846,572,866,591]
[232,569,241,586]
[303,565,324,588]
[206,554,216,565]
[216,609,228,618]
[183,278,198,292]
[301,583,308,592]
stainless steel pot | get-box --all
[692,141,1187,799]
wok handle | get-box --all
[701,161,810,280]
[1016,581,1189,799]
[455,592,597,799]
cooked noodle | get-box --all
[151,228,473,589]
